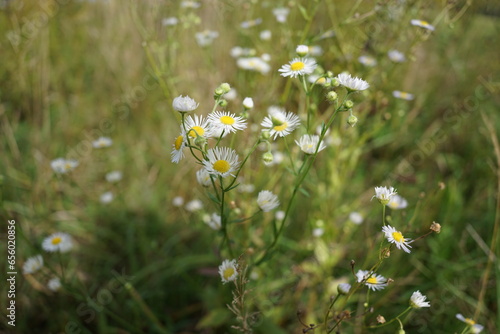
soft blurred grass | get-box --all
[1,0,499,333]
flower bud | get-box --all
[344,100,354,109]
[262,151,274,165]
[296,44,309,57]
[331,78,339,87]
[194,136,206,147]
[243,97,254,110]
[326,71,334,78]
[217,83,231,95]
[337,283,351,295]
[326,91,338,102]
[347,115,358,127]
[260,130,271,140]
[218,99,228,107]
[430,221,441,233]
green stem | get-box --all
[324,294,340,331]
[382,205,386,226]
[366,307,412,329]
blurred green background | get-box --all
[1,0,499,333]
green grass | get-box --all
[1,0,499,333]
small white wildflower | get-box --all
[387,194,408,209]
[203,147,240,178]
[392,91,415,101]
[172,95,199,112]
[185,199,203,212]
[99,191,114,204]
[42,232,73,253]
[261,108,300,139]
[242,97,254,110]
[105,171,122,183]
[48,277,61,292]
[275,210,285,220]
[358,55,377,67]
[349,212,364,225]
[257,190,280,212]
[411,19,435,31]
[312,228,324,237]
[23,255,43,275]
[218,259,238,284]
[272,7,290,23]
[195,30,219,46]
[240,18,262,29]
[92,137,113,148]
[278,57,317,78]
[205,213,222,230]
[410,291,430,308]
[295,134,326,154]
[172,196,184,207]
[337,283,351,295]
[51,158,79,174]
[336,73,369,91]
[388,49,405,63]
[382,225,413,253]
[260,30,271,40]
[372,186,397,205]
[196,168,212,187]
[456,314,484,333]
[296,45,309,56]
[162,17,178,26]
[356,270,388,291]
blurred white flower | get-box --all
[358,55,377,67]
[456,314,484,333]
[392,90,415,101]
[243,97,254,110]
[205,213,221,230]
[257,190,280,212]
[92,137,112,148]
[162,17,178,26]
[23,255,43,274]
[387,194,408,209]
[185,199,203,212]
[48,277,61,292]
[411,19,435,31]
[349,212,364,225]
[196,169,212,187]
[356,270,388,291]
[180,1,200,9]
[260,30,271,40]
[388,49,405,62]
[100,191,114,204]
[195,30,219,46]
[172,95,198,112]
[295,134,326,154]
[42,232,73,253]
[105,171,122,183]
[172,196,184,207]
[410,291,430,308]
[272,7,289,23]
[336,73,369,91]
[51,158,78,174]
[240,18,262,29]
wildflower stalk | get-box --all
[366,307,412,329]
[382,205,386,226]
[219,176,234,258]
[323,294,340,331]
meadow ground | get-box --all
[1,0,499,333]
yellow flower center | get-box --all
[223,267,235,280]
[366,277,378,284]
[64,163,72,170]
[273,122,288,132]
[291,61,305,71]
[174,135,184,150]
[400,92,409,99]
[464,318,476,326]
[392,231,405,243]
[317,77,326,84]
[188,126,205,138]
[419,20,429,26]
[51,237,62,245]
[220,116,235,125]
[213,160,230,173]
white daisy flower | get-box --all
[349,212,364,225]
[387,194,408,210]
[411,19,435,31]
[172,196,184,207]
[337,283,351,295]
[388,49,405,63]
[170,132,186,164]
[99,191,114,204]
[162,17,178,26]
[312,227,324,237]
[296,45,309,56]
[356,270,388,291]
[48,277,61,292]
[237,57,271,74]
[456,314,484,333]
[261,108,300,139]
[295,134,326,154]
[219,259,238,284]
[336,73,370,91]
[410,291,430,308]
[278,57,317,78]
[392,90,415,101]
[242,97,254,110]
[184,114,213,139]
[23,255,43,274]
[382,225,413,253]
[358,55,377,67]
[92,137,112,148]
[240,18,262,29]
[207,111,247,135]
[203,147,240,178]
[172,95,199,112]
[272,7,290,23]
[372,186,397,205]
[205,213,221,230]
[257,190,280,212]
[308,75,331,86]
[196,168,212,187]
[260,30,271,40]
[195,30,219,47]
[42,232,73,253]
[185,199,203,212]
[309,45,323,56]
[105,171,122,183]
[180,1,201,9]
[51,158,79,174]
